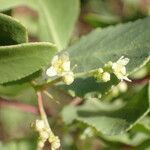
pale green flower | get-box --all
[46,53,74,85]
[112,56,131,82]
[46,53,71,77]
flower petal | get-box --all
[46,67,57,77]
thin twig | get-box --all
[0,75,149,116]
[33,77,62,91]
[0,98,39,115]
[0,97,53,117]
[70,97,83,106]
[37,92,52,130]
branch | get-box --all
[0,97,52,117]
[32,77,62,91]
[0,97,39,115]
[37,91,50,127]
[0,75,149,116]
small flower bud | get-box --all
[40,130,49,139]
[97,68,103,73]
[49,135,60,150]
[102,72,110,82]
[118,82,128,93]
[104,61,113,72]
[38,139,45,148]
[62,71,74,85]
[94,69,110,82]
[35,120,45,131]
[111,86,119,97]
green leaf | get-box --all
[58,17,150,97]
[66,17,150,75]
[0,107,36,138]
[132,116,150,135]
[101,132,150,147]
[0,42,57,84]
[62,84,150,135]
[58,76,118,97]
[0,13,27,45]
[0,83,32,97]
[0,0,36,11]
[83,0,120,27]
[37,0,80,50]
[0,83,37,106]
[0,0,80,50]
[0,138,37,150]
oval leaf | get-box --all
[66,17,150,75]
[0,13,27,46]
[0,0,80,50]
[62,84,150,135]
[0,42,57,84]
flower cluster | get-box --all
[94,56,131,82]
[35,119,60,150]
[46,53,74,85]
[94,68,110,82]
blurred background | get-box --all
[0,0,150,150]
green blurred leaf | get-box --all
[62,84,150,135]
[132,116,150,135]
[14,13,38,37]
[66,17,150,75]
[84,0,120,27]
[0,83,33,97]
[134,138,150,150]
[0,0,36,10]
[0,85,37,137]
[0,13,27,45]
[101,132,150,147]
[59,18,150,97]
[0,107,36,139]
[0,138,37,150]
[84,13,120,27]
[0,42,57,84]
[37,0,80,50]
[0,0,80,50]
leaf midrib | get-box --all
[38,0,62,49]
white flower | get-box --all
[46,53,75,85]
[102,72,110,82]
[35,120,45,131]
[61,61,70,72]
[49,135,60,150]
[62,71,74,85]
[112,56,131,82]
[46,53,71,77]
